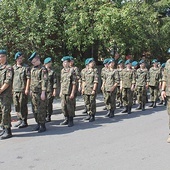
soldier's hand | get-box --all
[69,93,74,99]
[25,89,29,95]
[161,91,166,100]
[91,90,95,95]
[41,91,46,101]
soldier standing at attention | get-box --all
[60,56,77,127]
[44,57,57,122]
[161,48,170,143]
[116,59,124,108]
[82,58,98,122]
[136,60,149,111]
[28,52,48,133]
[0,50,13,139]
[80,58,89,114]
[104,58,119,118]
[13,52,30,128]
[148,59,162,108]
[120,60,136,114]
[101,58,110,111]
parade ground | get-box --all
[0,94,170,170]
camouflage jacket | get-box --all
[104,69,120,92]
[136,68,149,87]
[82,68,98,95]
[149,67,161,87]
[120,68,136,88]
[162,60,170,96]
[0,63,13,95]
[30,64,48,93]
[60,67,76,95]
[46,68,57,92]
[13,64,30,92]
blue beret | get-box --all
[28,52,37,61]
[103,58,110,64]
[15,52,22,60]
[85,58,90,65]
[69,56,74,61]
[108,58,115,64]
[0,50,7,55]
[167,48,170,54]
[139,59,145,64]
[44,57,52,64]
[61,56,71,62]
[125,59,131,65]
[161,63,166,68]
[152,59,158,64]
[132,61,138,67]
[118,59,123,65]
[86,58,94,65]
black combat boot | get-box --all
[1,128,12,140]
[82,106,87,114]
[84,114,91,120]
[142,104,145,111]
[127,106,132,114]
[119,102,123,108]
[0,127,5,136]
[60,116,69,125]
[149,102,154,107]
[14,119,22,127]
[103,106,107,110]
[46,115,51,122]
[38,123,46,133]
[121,106,128,113]
[89,115,95,122]
[32,124,40,131]
[19,120,28,128]
[105,110,111,117]
[116,102,120,107]
[136,104,142,110]
[68,117,74,127]
[158,100,163,105]
[153,101,157,108]
[109,110,115,118]
[164,99,167,106]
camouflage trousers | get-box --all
[102,88,107,106]
[105,91,116,111]
[46,92,54,116]
[166,96,170,129]
[0,94,12,128]
[61,94,75,117]
[116,86,123,104]
[13,91,28,121]
[84,94,96,115]
[136,86,147,105]
[149,86,159,102]
[122,88,133,107]
[31,92,47,124]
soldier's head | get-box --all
[0,50,7,65]
[151,59,158,67]
[28,52,41,66]
[108,58,115,68]
[44,57,52,68]
[103,58,110,68]
[125,59,131,69]
[68,56,74,67]
[87,58,95,68]
[15,52,23,65]
[132,61,138,69]
[61,56,71,68]
[117,59,124,68]
[139,59,145,69]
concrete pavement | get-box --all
[1,94,170,170]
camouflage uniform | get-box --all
[104,68,119,115]
[121,68,136,113]
[13,64,30,127]
[30,65,48,127]
[60,67,77,119]
[46,68,57,121]
[136,68,149,110]
[0,62,13,139]
[149,67,161,107]
[82,68,98,118]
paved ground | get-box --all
[0,94,170,170]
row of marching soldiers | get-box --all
[0,48,165,140]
